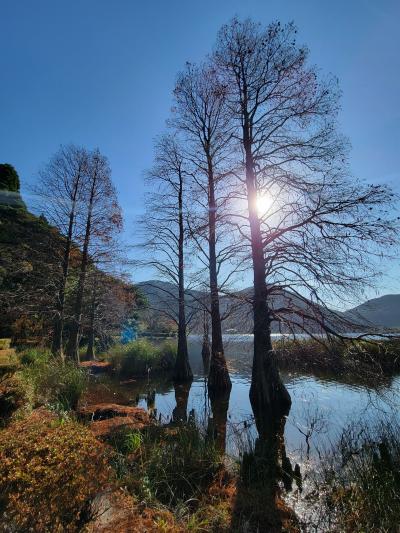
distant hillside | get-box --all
[138,281,400,334]
[137,280,344,334]
[344,295,400,331]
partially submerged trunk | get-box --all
[173,170,193,382]
[206,157,231,393]
[243,129,291,430]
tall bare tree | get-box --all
[34,145,88,358]
[214,19,398,430]
[140,135,193,381]
[172,62,236,392]
[66,149,122,361]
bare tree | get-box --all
[140,135,193,381]
[66,149,122,361]
[213,19,398,432]
[34,145,88,358]
[172,62,236,392]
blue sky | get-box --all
[1,0,399,304]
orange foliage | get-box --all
[0,408,111,532]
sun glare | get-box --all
[256,193,273,215]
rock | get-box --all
[78,403,149,421]
[87,489,182,532]
[79,361,112,373]
[90,415,149,439]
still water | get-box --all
[88,335,400,463]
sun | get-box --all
[256,193,273,215]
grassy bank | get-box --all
[274,337,400,379]
[106,338,176,378]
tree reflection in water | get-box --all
[234,393,300,530]
[172,379,192,423]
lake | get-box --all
[87,335,400,519]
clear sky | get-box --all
[1,0,399,304]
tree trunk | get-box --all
[52,189,79,359]
[66,172,96,362]
[206,160,231,392]
[86,273,97,360]
[243,127,291,433]
[173,171,193,381]
[201,310,210,375]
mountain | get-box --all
[137,280,344,334]
[344,295,400,331]
[137,281,400,334]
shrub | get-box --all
[0,338,11,350]
[0,409,110,531]
[108,339,174,377]
[18,347,51,366]
[21,357,88,410]
[0,375,28,424]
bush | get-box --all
[21,357,88,410]
[0,409,110,531]
[0,338,11,350]
[108,339,175,377]
[0,375,27,424]
[18,347,51,366]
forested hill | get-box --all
[0,203,62,338]
[0,203,138,342]
[138,280,400,334]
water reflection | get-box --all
[172,380,192,423]
[208,388,231,452]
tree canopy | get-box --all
[0,164,20,192]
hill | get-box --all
[138,280,400,334]
[137,280,344,334]
[344,294,400,331]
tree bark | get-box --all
[173,170,193,381]
[201,310,210,375]
[206,158,231,392]
[243,123,291,432]
[66,170,97,362]
[52,172,81,360]
[86,273,97,360]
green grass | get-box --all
[109,421,222,510]
[309,421,400,532]
[20,356,88,411]
[107,338,176,377]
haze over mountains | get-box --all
[137,280,400,333]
